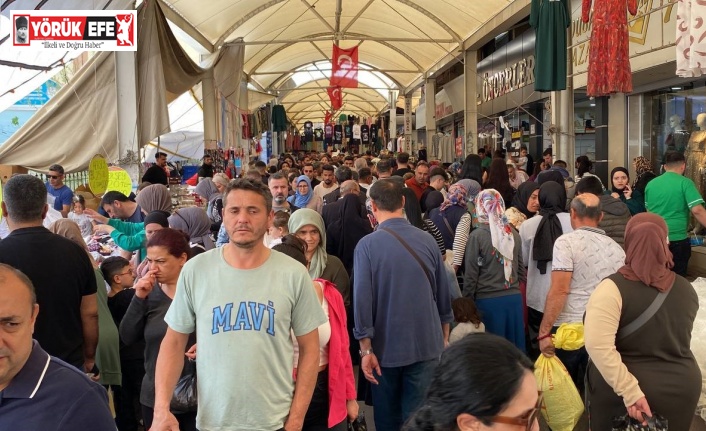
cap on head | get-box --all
[15,16,28,29]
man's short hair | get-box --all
[155,152,167,160]
[415,161,429,171]
[396,152,410,164]
[351,170,359,182]
[344,156,355,162]
[358,167,372,181]
[100,256,131,286]
[553,160,568,168]
[571,194,602,221]
[4,175,47,223]
[520,145,527,151]
[0,263,36,305]
[246,170,263,181]
[224,178,273,212]
[542,148,552,157]
[322,164,335,173]
[429,167,447,181]
[664,150,686,166]
[369,178,404,212]
[575,176,603,196]
[48,164,64,175]
[376,159,392,173]
[335,166,353,184]
[101,191,130,206]
[268,172,287,184]
[340,180,359,195]
[478,148,486,155]
[254,161,267,169]
[303,162,314,170]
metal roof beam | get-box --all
[301,0,336,33]
[342,0,376,34]
[214,0,287,48]
[392,0,462,44]
[233,37,454,45]
[252,69,418,75]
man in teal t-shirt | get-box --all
[151,179,327,431]
[645,151,706,276]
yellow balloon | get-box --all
[88,155,109,196]
[107,168,133,196]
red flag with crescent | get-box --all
[324,110,332,125]
[330,45,358,88]
[327,86,343,111]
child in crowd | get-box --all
[268,211,290,248]
[100,256,145,431]
[69,195,95,238]
[449,297,485,344]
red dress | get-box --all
[582,0,637,96]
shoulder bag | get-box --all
[381,227,436,301]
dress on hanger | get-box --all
[530,0,571,92]
[582,0,637,97]
[676,0,706,77]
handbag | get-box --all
[348,412,368,431]
[170,359,197,413]
[611,413,668,430]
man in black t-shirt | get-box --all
[0,175,98,371]
[142,152,168,185]
[197,154,215,180]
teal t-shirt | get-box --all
[165,248,326,431]
[645,171,705,241]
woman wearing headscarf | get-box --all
[585,214,700,431]
[135,184,172,214]
[608,167,644,215]
[463,189,524,351]
[168,207,215,252]
[194,173,229,233]
[49,220,122,393]
[288,175,323,213]
[518,181,572,359]
[429,184,470,270]
[446,180,482,273]
[401,188,445,257]
[633,156,657,192]
[511,181,540,220]
[289,208,350,306]
[423,190,445,215]
[326,193,373,277]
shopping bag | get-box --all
[170,360,197,413]
[534,355,584,431]
[553,322,584,351]
[348,411,367,431]
[611,413,668,430]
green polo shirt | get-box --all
[481,156,492,169]
[645,171,705,241]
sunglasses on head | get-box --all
[47,175,61,179]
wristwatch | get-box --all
[359,348,374,358]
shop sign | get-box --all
[481,55,535,102]
[570,0,677,74]
[435,89,454,119]
[404,97,412,135]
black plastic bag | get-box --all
[170,361,197,413]
[348,411,367,431]
[612,413,668,431]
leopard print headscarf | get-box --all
[633,156,653,188]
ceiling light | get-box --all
[590,103,596,107]
[671,87,682,90]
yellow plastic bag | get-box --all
[553,323,584,351]
[534,355,584,431]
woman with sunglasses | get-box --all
[404,333,539,431]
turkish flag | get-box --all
[324,111,332,125]
[327,86,343,110]
[330,45,359,88]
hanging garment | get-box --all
[361,124,370,145]
[530,0,571,92]
[582,0,637,97]
[272,105,288,132]
[676,0,706,77]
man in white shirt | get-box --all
[312,164,338,202]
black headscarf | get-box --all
[537,169,565,187]
[610,167,630,194]
[512,182,540,219]
[424,190,445,215]
[326,194,372,275]
[532,182,567,274]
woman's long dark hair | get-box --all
[576,155,592,177]
[403,333,533,431]
[459,154,483,184]
[402,187,425,230]
[484,158,514,200]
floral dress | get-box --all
[582,0,637,96]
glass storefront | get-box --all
[628,81,706,176]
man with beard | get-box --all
[268,173,299,214]
[313,164,338,202]
[152,179,326,431]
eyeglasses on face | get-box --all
[47,175,61,179]
[487,392,543,430]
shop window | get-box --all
[628,83,706,175]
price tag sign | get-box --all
[88,155,109,196]
[107,167,133,196]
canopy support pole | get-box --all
[115,51,140,188]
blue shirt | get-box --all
[0,341,116,430]
[353,218,453,367]
[45,183,73,212]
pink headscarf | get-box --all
[618,213,675,292]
